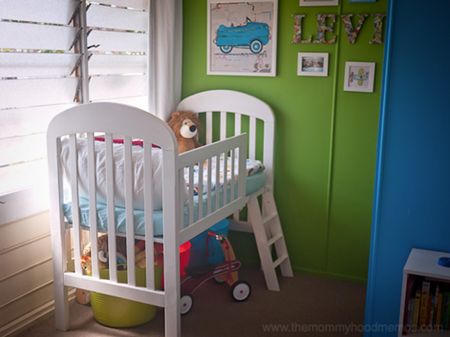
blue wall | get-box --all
[364,0,450,336]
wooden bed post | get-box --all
[162,150,181,337]
[47,137,70,330]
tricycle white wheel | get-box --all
[231,281,251,302]
[180,294,193,315]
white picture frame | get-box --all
[207,0,278,77]
[343,61,376,93]
[297,52,329,77]
[299,0,339,6]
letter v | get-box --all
[341,14,369,44]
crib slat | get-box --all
[87,133,99,278]
[220,111,227,140]
[231,148,235,201]
[197,160,203,220]
[105,134,117,282]
[234,115,244,216]
[236,147,241,196]
[232,146,239,221]
[249,116,256,160]
[234,114,241,136]
[238,139,247,198]
[223,153,227,204]
[215,155,220,209]
[143,141,155,290]
[207,157,212,214]
[206,111,212,144]
[264,121,274,190]
[69,134,82,275]
[124,137,136,286]
[188,165,194,225]
[179,169,186,229]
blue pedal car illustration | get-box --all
[215,18,270,54]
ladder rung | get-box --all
[267,233,283,247]
[273,254,288,269]
[263,213,277,225]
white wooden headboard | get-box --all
[177,90,275,190]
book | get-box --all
[404,299,415,334]
[403,276,418,334]
[409,300,415,325]
[436,293,443,331]
[431,284,440,329]
[429,293,435,328]
[419,280,431,329]
[443,292,450,330]
[412,289,421,331]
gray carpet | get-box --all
[16,267,366,337]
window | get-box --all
[85,0,149,107]
[0,0,150,222]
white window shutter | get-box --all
[0,0,79,195]
[87,0,149,110]
[0,0,150,198]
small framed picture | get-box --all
[299,0,338,6]
[344,61,375,92]
[297,52,329,77]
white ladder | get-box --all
[247,191,293,291]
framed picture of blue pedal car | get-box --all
[207,0,278,76]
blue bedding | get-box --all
[63,172,265,237]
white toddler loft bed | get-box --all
[47,89,292,337]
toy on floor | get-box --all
[179,231,251,315]
[75,288,91,305]
[82,234,143,270]
[77,235,146,305]
[79,235,190,287]
[167,110,202,153]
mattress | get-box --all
[61,137,264,210]
[63,171,265,237]
[60,137,167,211]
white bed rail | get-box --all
[176,133,247,244]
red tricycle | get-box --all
[179,231,251,315]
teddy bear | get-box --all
[167,111,202,153]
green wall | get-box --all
[182,0,387,281]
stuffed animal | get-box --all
[82,235,143,271]
[75,288,91,305]
[167,111,201,153]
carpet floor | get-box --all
[16,267,366,337]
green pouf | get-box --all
[90,266,162,328]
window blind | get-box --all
[0,0,150,196]
[87,0,149,108]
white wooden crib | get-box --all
[47,90,292,337]
[176,90,293,289]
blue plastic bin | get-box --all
[189,219,229,267]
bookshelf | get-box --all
[399,249,450,337]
